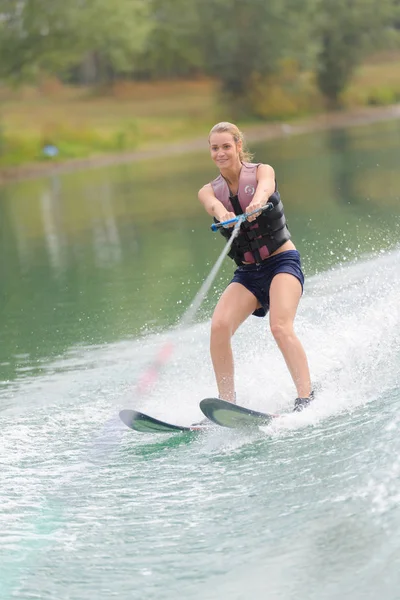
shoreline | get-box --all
[1,103,399,186]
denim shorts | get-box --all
[230,250,304,317]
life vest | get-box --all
[211,162,291,265]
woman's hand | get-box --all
[218,210,237,228]
[245,199,265,222]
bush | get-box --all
[248,69,323,120]
[366,86,397,106]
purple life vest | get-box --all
[211,162,290,264]
[211,162,260,213]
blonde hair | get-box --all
[208,122,254,163]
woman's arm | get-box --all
[198,184,235,224]
[246,164,276,222]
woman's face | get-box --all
[209,132,241,170]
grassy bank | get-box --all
[0,79,221,168]
[1,53,400,171]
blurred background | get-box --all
[1,2,400,600]
[0,0,400,169]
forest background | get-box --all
[0,0,400,172]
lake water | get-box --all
[1,119,400,599]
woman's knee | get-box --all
[211,314,233,339]
[270,319,294,343]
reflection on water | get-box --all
[40,177,67,276]
[0,119,400,384]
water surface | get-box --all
[1,119,400,599]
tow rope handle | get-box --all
[210,202,274,232]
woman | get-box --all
[198,122,313,412]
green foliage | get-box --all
[0,0,84,81]
[366,86,399,105]
[0,0,400,115]
[197,0,319,109]
[249,63,322,119]
[316,0,399,106]
[0,120,140,166]
[78,0,152,77]
[137,0,203,78]
[0,0,151,83]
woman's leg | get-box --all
[211,282,259,402]
[269,273,311,398]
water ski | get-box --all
[119,409,208,434]
[200,397,278,429]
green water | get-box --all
[1,121,399,383]
[1,119,400,599]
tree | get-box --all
[0,0,81,81]
[78,0,152,81]
[316,0,398,107]
[197,0,319,110]
[0,0,151,84]
[136,0,203,79]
